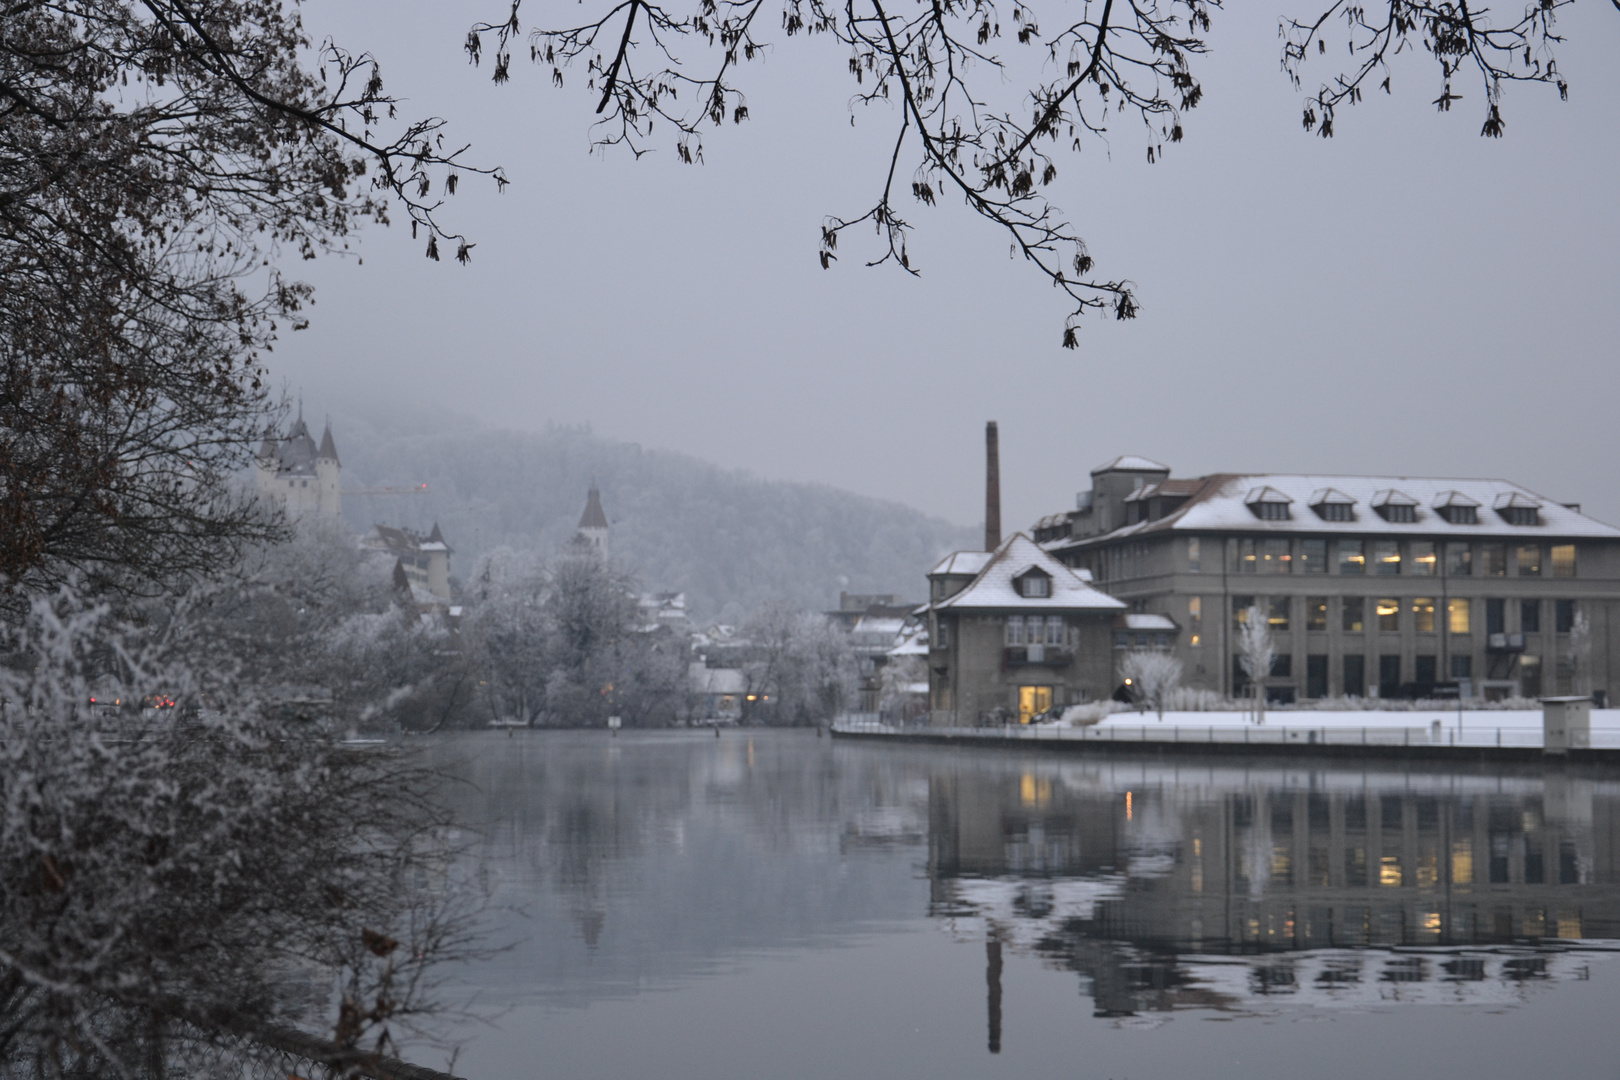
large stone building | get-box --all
[1032,458,1620,703]
[922,533,1125,724]
[256,410,341,520]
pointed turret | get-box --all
[576,483,609,561]
[318,421,340,466]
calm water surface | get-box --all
[428,730,1620,1080]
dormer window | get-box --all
[1015,568,1052,598]
[1372,489,1419,524]
[1245,486,1293,522]
[1309,488,1356,523]
[1495,492,1542,527]
[1432,490,1481,525]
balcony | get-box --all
[1487,632,1526,653]
[1003,644,1075,669]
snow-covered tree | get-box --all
[1118,650,1183,722]
[739,605,857,725]
[0,588,470,1077]
[1570,610,1593,697]
[1237,604,1275,725]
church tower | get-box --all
[576,483,609,561]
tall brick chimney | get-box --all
[984,421,1001,551]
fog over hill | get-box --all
[325,411,976,619]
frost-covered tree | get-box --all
[739,605,857,724]
[1237,603,1275,725]
[1118,649,1182,721]
[0,589,471,1077]
[1569,609,1592,696]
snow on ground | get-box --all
[1074,708,1620,749]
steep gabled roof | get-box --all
[929,550,994,577]
[931,534,1124,612]
[318,423,340,465]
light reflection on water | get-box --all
[429,730,1620,1079]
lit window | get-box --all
[1260,538,1292,573]
[1187,537,1201,573]
[1306,597,1328,632]
[1412,598,1436,633]
[1374,540,1401,575]
[1343,597,1365,633]
[1269,597,1290,632]
[1517,544,1542,577]
[1239,538,1258,573]
[1552,544,1576,578]
[1377,599,1400,632]
[1410,541,1436,576]
[1338,540,1365,575]
[1448,598,1470,634]
[1233,596,1255,629]
[1447,544,1472,577]
[1189,597,1202,646]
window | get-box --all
[1344,654,1367,697]
[1307,597,1328,632]
[1188,597,1202,646]
[1020,573,1051,598]
[1383,504,1416,523]
[1520,600,1540,634]
[1447,543,1472,577]
[1187,537,1201,573]
[1552,544,1576,578]
[1306,655,1329,698]
[1556,600,1575,634]
[1503,506,1540,526]
[1486,599,1505,636]
[937,619,950,650]
[1377,599,1400,632]
[1481,543,1507,577]
[1271,654,1292,678]
[1516,544,1542,577]
[1374,490,1419,523]
[1343,596,1365,633]
[1520,654,1542,698]
[1300,538,1327,573]
[1374,540,1401,575]
[1410,541,1436,576]
[1261,538,1292,573]
[1379,655,1402,697]
[1005,615,1027,646]
[1338,540,1366,575]
[1239,538,1258,573]
[1269,597,1291,633]
[1233,595,1255,629]
[1317,502,1354,522]
[1451,655,1472,679]
[1415,655,1437,686]
[1412,598,1436,633]
[1448,598,1471,634]
[1440,505,1478,525]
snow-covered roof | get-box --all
[851,615,906,638]
[929,550,994,576]
[1061,474,1620,541]
[888,625,929,656]
[1120,613,1178,632]
[929,534,1125,612]
[1092,455,1170,474]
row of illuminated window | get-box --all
[1235,652,1568,696]
[1184,595,1579,636]
[1186,537,1577,577]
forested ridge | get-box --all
[332,411,976,616]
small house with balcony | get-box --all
[922,533,1125,725]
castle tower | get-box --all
[577,483,609,561]
[316,421,342,520]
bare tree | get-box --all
[469,0,1591,344]
[2,1,499,599]
[1118,649,1182,721]
[740,604,857,724]
[1237,603,1275,725]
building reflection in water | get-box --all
[927,761,1620,1028]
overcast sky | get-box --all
[273,0,1620,534]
